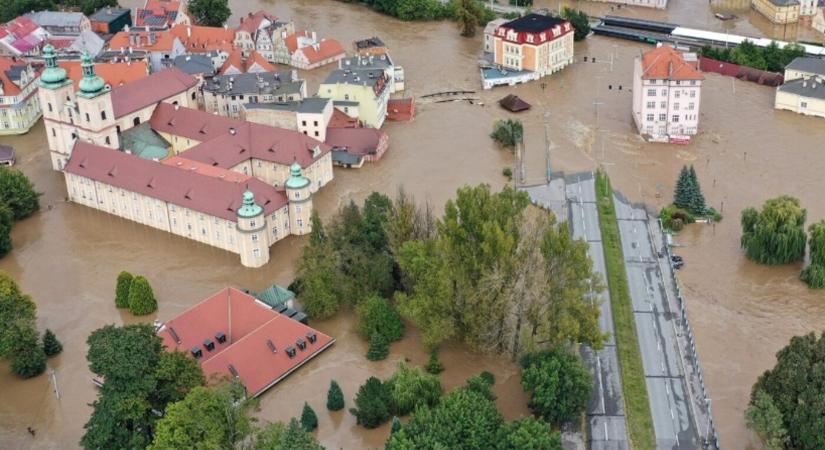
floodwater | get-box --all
[1,0,824,449]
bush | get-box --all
[42,329,62,357]
[520,348,592,425]
[356,295,404,343]
[425,350,444,374]
[386,362,442,415]
[502,167,513,181]
[350,376,392,428]
[115,271,133,309]
[300,402,318,431]
[128,276,157,315]
[490,119,523,149]
[327,380,345,411]
[660,204,694,232]
[11,327,46,379]
[465,372,496,401]
[391,416,402,434]
[366,333,389,361]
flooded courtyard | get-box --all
[1,0,825,449]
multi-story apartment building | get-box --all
[202,71,305,119]
[108,29,186,71]
[775,57,825,118]
[632,45,704,143]
[37,44,199,170]
[339,54,404,94]
[589,0,668,9]
[752,0,800,24]
[242,97,333,141]
[319,67,390,128]
[0,57,41,135]
[484,14,574,89]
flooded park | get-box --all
[1,0,824,448]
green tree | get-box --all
[386,388,504,449]
[386,362,442,415]
[150,350,205,410]
[499,416,563,450]
[296,235,341,319]
[0,203,13,257]
[10,326,46,378]
[42,328,63,357]
[746,389,788,450]
[253,418,324,450]
[749,332,825,450]
[0,167,40,220]
[356,295,404,342]
[150,381,252,450]
[454,0,484,37]
[115,271,133,308]
[425,349,445,374]
[490,119,523,149]
[562,8,590,41]
[688,166,706,214]
[300,402,318,431]
[465,372,497,401]
[390,416,402,434]
[801,221,825,288]
[741,196,807,265]
[128,275,157,316]
[308,209,325,246]
[366,332,389,361]
[85,324,162,391]
[327,380,345,411]
[520,349,592,425]
[187,0,230,26]
[350,376,392,428]
[673,165,693,211]
[0,271,36,358]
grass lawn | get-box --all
[594,171,656,450]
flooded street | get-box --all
[1,0,824,448]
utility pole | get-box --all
[544,111,551,182]
[51,369,60,400]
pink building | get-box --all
[632,45,704,143]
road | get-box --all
[612,194,701,450]
[565,174,629,450]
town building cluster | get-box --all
[775,56,825,118]
[0,1,413,267]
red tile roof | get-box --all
[158,287,335,397]
[149,102,331,168]
[326,127,387,156]
[110,67,197,118]
[135,0,181,28]
[641,45,704,81]
[328,108,359,128]
[60,60,149,90]
[0,57,36,96]
[161,156,253,183]
[236,10,276,35]
[170,24,235,53]
[283,30,310,54]
[218,49,277,75]
[295,39,345,65]
[65,142,287,221]
[108,30,179,52]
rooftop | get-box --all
[170,24,235,53]
[25,11,87,30]
[158,287,334,397]
[0,57,36,96]
[785,56,825,77]
[61,60,148,91]
[89,7,131,23]
[65,142,288,221]
[172,54,215,76]
[243,97,330,114]
[767,0,800,5]
[108,30,179,52]
[136,0,181,28]
[119,122,170,160]
[502,13,569,33]
[218,49,277,75]
[340,53,394,70]
[641,45,704,81]
[323,68,387,88]
[326,127,387,156]
[294,39,345,64]
[254,284,295,308]
[778,76,825,100]
[149,102,331,168]
[355,37,385,49]
[203,71,303,96]
[237,10,276,35]
[110,67,197,118]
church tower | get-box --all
[74,52,117,151]
[37,44,74,171]
[285,162,312,236]
[236,190,270,268]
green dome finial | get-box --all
[39,44,69,87]
[285,161,310,190]
[237,190,263,218]
[78,52,106,97]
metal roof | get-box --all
[243,97,330,114]
[203,71,304,97]
[778,77,825,100]
[785,57,825,77]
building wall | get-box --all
[493,32,574,77]
[752,0,800,23]
[814,8,825,32]
[799,0,817,16]
[0,86,41,135]
[291,50,345,70]
[203,87,304,119]
[230,152,333,193]
[296,105,331,141]
[65,170,302,267]
[775,90,825,118]
[242,107,297,130]
[784,67,824,81]
[632,55,702,140]
[319,82,388,128]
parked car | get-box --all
[671,255,683,263]
[673,260,684,270]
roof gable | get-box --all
[641,45,704,81]
[110,67,197,118]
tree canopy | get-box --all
[115,271,133,309]
[300,402,318,431]
[0,203,13,258]
[748,331,825,450]
[327,380,345,411]
[386,362,442,415]
[0,271,36,358]
[700,40,805,72]
[520,348,592,424]
[673,165,706,215]
[0,167,40,220]
[740,196,807,265]
[562,8,590,41]
[252,419,324,450]
[187,0,231,26]
[42,328,63,357]
[490,119,524,150]
[801,221,825,288]
[350,376,392,428]
[356,295,404,343]
[128,276,157,316]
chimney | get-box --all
[312,31,317,42]
[187,25,191,38]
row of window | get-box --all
[644,113,698,123]
[645,101,695,110]
[646,88,697,98]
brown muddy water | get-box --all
[1,0,824,449]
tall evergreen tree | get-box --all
[115,271,133,308]
[688,166,707,214]
[42,328,63,357]
[300,402,318,431]
[391,416,402,434]
[327,380,345,411]
[673,166,693,210]
[128,276,157,316]
[366,332,389,361]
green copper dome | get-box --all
[77,52,106,97]
[39,44,69,88]
[237,191,263,218]
[285,162,310,190]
